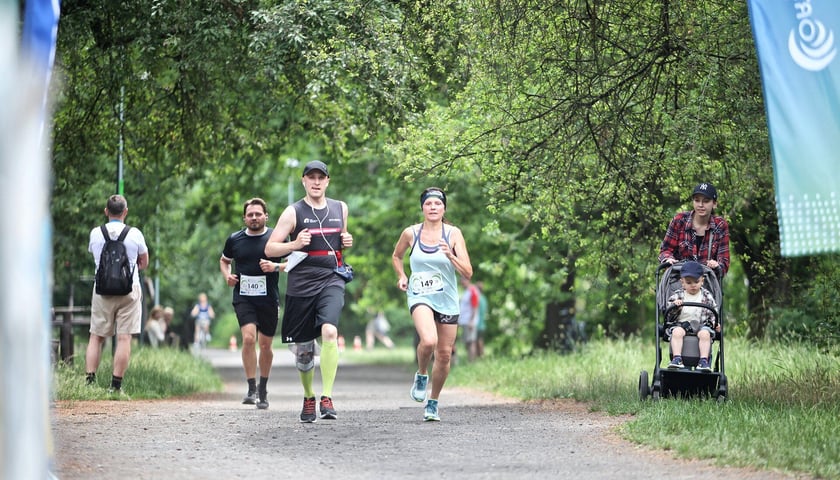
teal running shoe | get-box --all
[424,399,440,421]
[410,372,428,402]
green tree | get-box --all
[393,0,803,341]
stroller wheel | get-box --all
[716,373,728,402]
[638,371,650,401]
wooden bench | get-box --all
[52,306,90,364]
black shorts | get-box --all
[281,286,345,343]
[409,303,459,325]
[233,302,279,337]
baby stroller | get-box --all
[639,261,728,402]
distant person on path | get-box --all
[191,292,216,349]
[392,187,473,421]
[84,194,150,395]
[659,182,730,276]
[265,160,353,423]
[220,197,285,410]
[365,311,395,350]
[475,281,488,358]
[665,261,718,371]
[458,276,479,362]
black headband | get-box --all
[420,190,446,208]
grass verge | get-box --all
[446,337,840,479]
[54,346,223,400]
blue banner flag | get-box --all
[748,0,840,256]
[2,1,60,479]
[22,0,61,144]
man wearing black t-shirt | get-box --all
[220,198,284,409]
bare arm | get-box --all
[391,227,414,291]
[340,201,353,248]
[443,226,473,280]
[137,252,149,271]
[259,258,286,273]
[220,256,237,286]
[264,205,309,257]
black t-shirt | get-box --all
[221,228,281,305]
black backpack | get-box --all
[95,225,135,296]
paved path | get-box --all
[51,349,801,479]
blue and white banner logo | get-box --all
[748,0,840,256]
[788,13,836,70]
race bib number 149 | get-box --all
[409,272,444,296]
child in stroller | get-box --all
[664,261,718,371]
[639,259,727,401]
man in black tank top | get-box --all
[265,160,354,423]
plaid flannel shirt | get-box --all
[658,211,730,275]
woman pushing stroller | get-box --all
[658,181,729,371]
[659,182,730,276]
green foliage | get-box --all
[765,254,840,351]
[209,311,242,349]
[49,0,840,358]
[51,0,431,321]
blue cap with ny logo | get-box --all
[691,182,717,200]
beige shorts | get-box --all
[90,283,143,336]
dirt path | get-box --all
[52,349,800,479]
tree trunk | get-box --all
[536,258,579,351]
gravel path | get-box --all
[52,349,801,479]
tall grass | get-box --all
[447,337,840,478]
[54,347,223,400]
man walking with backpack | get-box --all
[84,194,149,396]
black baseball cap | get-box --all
[691,182,717,200]
[302,160,329,176]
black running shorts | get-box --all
[233,302,279,337]
[280,286,345,343]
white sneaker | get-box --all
[410,372,428,402]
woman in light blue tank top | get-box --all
[392,187,473,422]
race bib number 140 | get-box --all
[239,274,268,296]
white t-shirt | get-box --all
[88,221,149,285]
[677,291,704,331]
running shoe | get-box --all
[300,397,317,423]
[242,389,257,405]
[319,396,337,420]
[410,372,428,402]
[424,399,440,421]
[697,358,712,372]
[257,389,269,410]
[667,356,684,369]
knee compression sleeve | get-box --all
[293,340,316,372]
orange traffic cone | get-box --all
[353,335,362,351]
[229,335,238,352]
[337,335,346,352]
